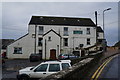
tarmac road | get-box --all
[99,55,119,79]
[91,54,120,80]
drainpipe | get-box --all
[45,39,46,60]
[34,25,37,54]
[57,45,59,59]
[73,37,74,50]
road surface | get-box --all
[91,54,120,80]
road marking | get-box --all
[91,57,114,80]
[94,57,113,80]
[90,58,108,80]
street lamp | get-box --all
[103,8,111,39]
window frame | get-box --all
[63,38,68,47]
[63,27,69,36]
[86,28,90,35]
[48,36,52,41]
[13,47,22,54]
[38,38,43,46]
[87,38,91,45]
[73,30,83,34]
[38,26,44,35]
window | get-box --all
[48,36,51,41]
[39,50,42,54]
[62,63,70,70]
[63,38,68,46]
[38,26,44,35]
[86,28,90,34]
[73,30,83,34]
[48,64,60,72]
[79,44,84,47]
[98,39,102,43]
[14,47,22,54]
[97,33,99,37]
[64,27,68,36]
[34,64,48,72]
[39,49,42,55]
[87,38,90,45]
[38,38,43,46]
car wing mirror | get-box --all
[30,67,34,70]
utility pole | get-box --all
[95,11,98,51]
[95,11,97,26]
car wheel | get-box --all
[20,75,30,80]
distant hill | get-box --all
[114,41,120,47]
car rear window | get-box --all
[49,64,60,72]
[62,63,70,70]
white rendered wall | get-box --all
[42,31,61,59]
[7,34,35,59]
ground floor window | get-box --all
[63,38,68,46]
[87,38,90,45]
[38,38,43,46]
[14,47,22,54]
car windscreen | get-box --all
[62,63,70,70]
[48,64,60,72]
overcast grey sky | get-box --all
[1,2,118,46]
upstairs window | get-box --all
[14,47,22,54]
[64,27,68,36]
[73,30,83,34]
[86,28,90,34]
[48,36,52,41]
[63,38,68,46]
[87,38,90,45]
[38,26,44,35]
[38,38,43,46]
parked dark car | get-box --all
[29,53,42,62]
[73,51,80,57]
[58,53,78,59]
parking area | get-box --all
[2,59,43,80]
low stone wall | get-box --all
[41,52,103,80]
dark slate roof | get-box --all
[29,16,96,27]
[97,27,104,32]
[0,39,14,49]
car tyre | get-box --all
[20,75,30,80]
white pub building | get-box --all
[7,16,104,59]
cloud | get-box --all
[2,2,118,46]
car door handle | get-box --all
[43,73,46,74]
